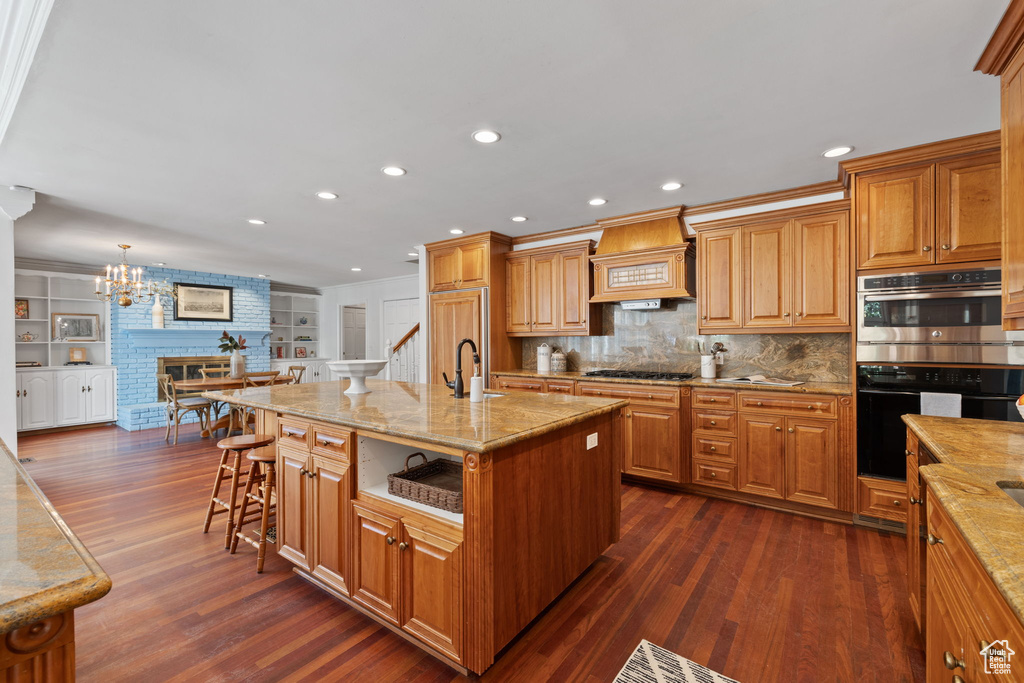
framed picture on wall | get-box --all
[295,346,307,358]
[15,299,29,319]
[52,313,100,341]
[173,283,233,322]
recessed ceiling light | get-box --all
[153,262,166,266]
[316,191,338,200]
[449,228,464,235]
[407,252,419,257]
[351,267,362,272]
[257,274,268,278]
[381,166,406,176]
[661,182,682,191]
[588,198,607,206]
[472,130,501,144]
[822,146,854,158]
[247,218,266,225]
[511,216,528,222]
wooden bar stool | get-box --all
[229,451,277,573]
[203,434,275,548]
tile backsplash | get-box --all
[521,301,850,383]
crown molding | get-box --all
[0,0,55,147]
[0,186,36,220]
[269,282,322,295]
[682,180,844,218]
[838,130,1000,181]
[976,0,1024,75]
[689,198,850,233]
[14,256,101,274]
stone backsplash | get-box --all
[521,301,850,383]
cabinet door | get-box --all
[1003,51,1024,322]
[856,164,935,269]
[311,456,351,596]
[505,255,531,334]
[925,563,968,683]
[793,211,850,327]
[428,246,460,292]
[529,252,559,334]
[737,413,785,499]
[85,369,116,422]
[457,242,489,289]
[558,247,591,332]
[277,447,311,570]
[19,373,55,430]
[400,522,463,663]
[906,431,925,633]
[784,418,837,509]
[55,371,88,426]
[698,228,742,329]
[937,152,1002,264]
[742,221,792,327]
[429,290,482,385]
[351,502,401,624]
[623,405,682,484]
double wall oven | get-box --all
[856,268,1024,481]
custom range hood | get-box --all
[589,205,696,303]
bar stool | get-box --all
[203,434,275,548]
[229,451,277,573]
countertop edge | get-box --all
[490,370,853,395]
[1,440,112,635]
[205,390,629,453]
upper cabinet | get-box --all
[841,133,1002,271]
[426,233,510,292]
[505,240,600,337]
[694,201,850,334]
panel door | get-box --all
[623,405,682,484]
[55,371,88,426]
[311,455,351,596]
[85,368,116,422]
[737,413,785,499]
[428,246,460,292]
[698,228,742,329]
[1003,50,1024,322]
[529,252,559,334]
[400,521,463,663]
[429,290,482,385]
[925,565,968,683]
[558,247,591,332]
[856,164,935,269]
[276,447,311,570]
[742,221,792,327]
[906,430,924,633]
[505,255,531,334]
[784,417,837,509]
[937,152,1002,264]
[351,502,401,624]
[308,361,328,383]
[793,211,850,327]
[457,242,489,289]
[19,372,55,430]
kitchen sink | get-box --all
[997,481,1024,507]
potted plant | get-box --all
[219,331,248,378]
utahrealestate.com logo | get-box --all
[981,639,1015,675]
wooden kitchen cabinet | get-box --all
[855,164,935,270]
[277,444,311,569]
[429,289,482,386]
[428,239,490,292]
[698,227,742,329]
[784,418,837,508]
[623,404,682,483]
[505,255,531,334]
[743,221,791,327]
[493,375,545,393]
[936,152,1002,263]
[793,211,850,327]
[505,240,599,337]
[905,429,927,633]
[311,454,352,595]
[737,413,786,499]
[351,501,402,624]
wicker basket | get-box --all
[387,453,463,514]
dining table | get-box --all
[173,375,296,437]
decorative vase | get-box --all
[151,298,165,329]
[230,350,246,378]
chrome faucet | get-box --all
[443,338,480,399]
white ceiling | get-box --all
[0,0,1009,288]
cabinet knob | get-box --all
[892,499,901,506]
[797,312,803,316]
[299,468,307,475]
[807,405,814,410]
[923,245,932,252]
[710,420,717,426]
[952,677,964,683]
[15,390,20,397]
[399,542,409,551]
[927,533,943,545]
[88,386,92,392]
[905,449,911,455]
[626,412,632,418]
[647,394,653,399]
[710,446,717,452]
[23,390,26,397]
[943,651,964,671]
[82,386,86,392]
[710,471,717,478]
[307,471,317,478]
[788,427,795,433]
[980,640,991,654]
[756,401,763,406]
[941,244,951,250]
[701,315,707,320]
[783,312,790,317]
[709,397,716,402]
[386,536,395,545]
[909,496,923,505]
[775,426,782,432]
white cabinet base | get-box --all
[17,367,117,432]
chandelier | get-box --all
[94,244,174,307]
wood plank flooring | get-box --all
[18,425,925,682]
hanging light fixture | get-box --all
[94,244,162,307]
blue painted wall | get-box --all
[111,267,270,431]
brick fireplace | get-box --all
[156,355,231,401]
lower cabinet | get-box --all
[17,367,116,431]
[737,413,786,499]
[491,375,576,395]
[271,359,332,383]
[623,404,683,483]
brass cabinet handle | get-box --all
[783,312,790,317]
[299,468,307,476]
[317,437,343,447]
[797,312,803,316]
[807,405,814,410]
[307,471,317,478]
[647,394,653,399]
[923,245,932,252]
[701,315,707,320]
[909,496,923,505]
[283,427,306,438]
[941,244,951,250]
[756,401,763,406]
[980,640,991,654]
[952,676,964,683]
[928,533,943,545]
[23,389,26,397]
[775,426,781,432]
[710,420,717,426]
[788,427,795,433]
[710,471,717,478]
[15,390,20,398]
[399,542,409,551]
[943,651,964,671]
[710,446,717,452]
[893,499,901,506]
[709,397,716,402]
[386,536,395,545]
[626,412,632,418]
[905,449,911,455]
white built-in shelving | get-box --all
[269,291,321,361]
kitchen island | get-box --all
[206,379,626,675]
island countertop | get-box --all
[206,379,628,453]
[0,438,111,634]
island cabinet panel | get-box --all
[311,455,351,595]
[698,227,742,329]
[737,413,786,499]
[742,221,792,327]
[400,521,463,662]
[793,211,849,327]
[277,445,311,569]
[856,164,935,270]
[351,502,401,624]
[936,152,1002,263]
[784,418,837,509]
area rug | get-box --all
[614,639,740,683]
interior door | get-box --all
[351,501,401,624]
[743,221,792,327]
[429,289,483,385]
[342,305,367,360]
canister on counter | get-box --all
[551,348,567,373]
[537,343,552,373]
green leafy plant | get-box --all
[218,330,247,353]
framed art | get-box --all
[52,313,100,341]
[14,299,29,319]
[173,283,233,322]
[69,347,87,363]
[294,346,307,358]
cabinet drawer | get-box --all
[544,380,575,395]
[495,377,545,393]
[279,417,311,450]
[691,389,736,409]
[691,410,737,435]
[692,459,737,489]
[693,435,736,462]
[311,423,351,461]
[857,476,907,522]
[577,382,680,406]
[738,392,837,418]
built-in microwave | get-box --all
[856,268,1024,364]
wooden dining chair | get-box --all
[158,373,211,445]
[200,367,231,425]
[286,365,306,384]
[229,371,281,435]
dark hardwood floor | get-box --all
[18,425,925,682]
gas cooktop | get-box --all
[582,369,694,381]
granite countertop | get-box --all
[207,379,627,454]
[490,369,853,396]
[903,415,1024,626]
[0,438,111,634]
